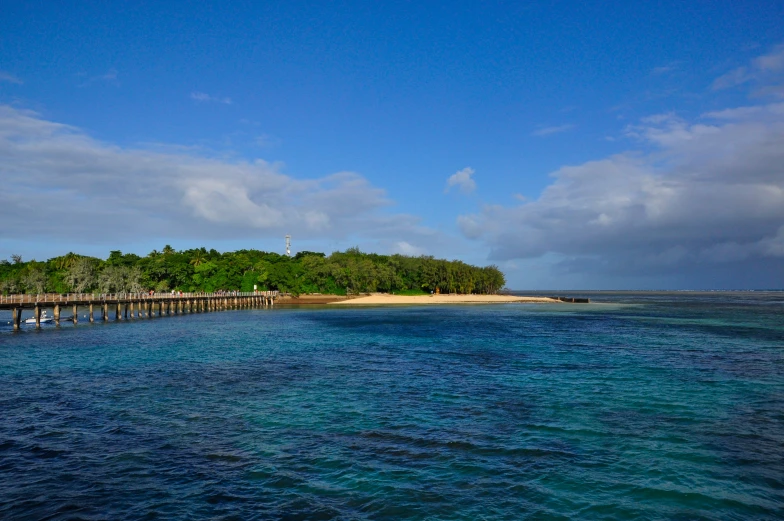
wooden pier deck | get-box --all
[0,291,279,330]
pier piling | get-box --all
[2,291,277,330]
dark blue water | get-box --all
[1,293,783,520]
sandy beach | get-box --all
[329,294,560,305]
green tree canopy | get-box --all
[0,247,506,296]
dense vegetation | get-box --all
[0,247,506,296]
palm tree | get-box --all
[162,245,175,256]
[55,252,80,270]
[190,251,206,267]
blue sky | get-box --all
[1,1,784,288]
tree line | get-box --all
[0,247,506,296]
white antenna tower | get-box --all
[285,234,291,257]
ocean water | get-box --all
[0,292,782,520]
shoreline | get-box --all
[328,294,561,305]
[276,295,353,305]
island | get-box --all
[0,246,506,297]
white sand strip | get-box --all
[329,294,560,305]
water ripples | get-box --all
[1,296,783,519]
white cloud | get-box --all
[191,91,232,104]
[255,134,281,148]
[456,215,482,239]
[531,124,575,137]
[639,112,676,124]
[703,102,784,121]
[445,167,476,194]
[78,69,119,87]
[0,105,432,248]
[651,66,673,75]
[712,66,751,90]
[393,241,426,256]
[457,102,784,286]
[0,71,23,84]
[96,69,118,82]
[651,62,681,76]
[753,84,784,98]
[713,44,784,91]
[754,45,784,72]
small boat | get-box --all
[24,310,55,324]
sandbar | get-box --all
[329,294,560,305]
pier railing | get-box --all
[0,291,278,305]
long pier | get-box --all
[0,291,278,330]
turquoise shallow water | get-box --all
[0,292,782,520]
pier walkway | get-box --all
[0,291,279,330]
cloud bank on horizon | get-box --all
[456,43,784,287]
[458,102,784,285]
